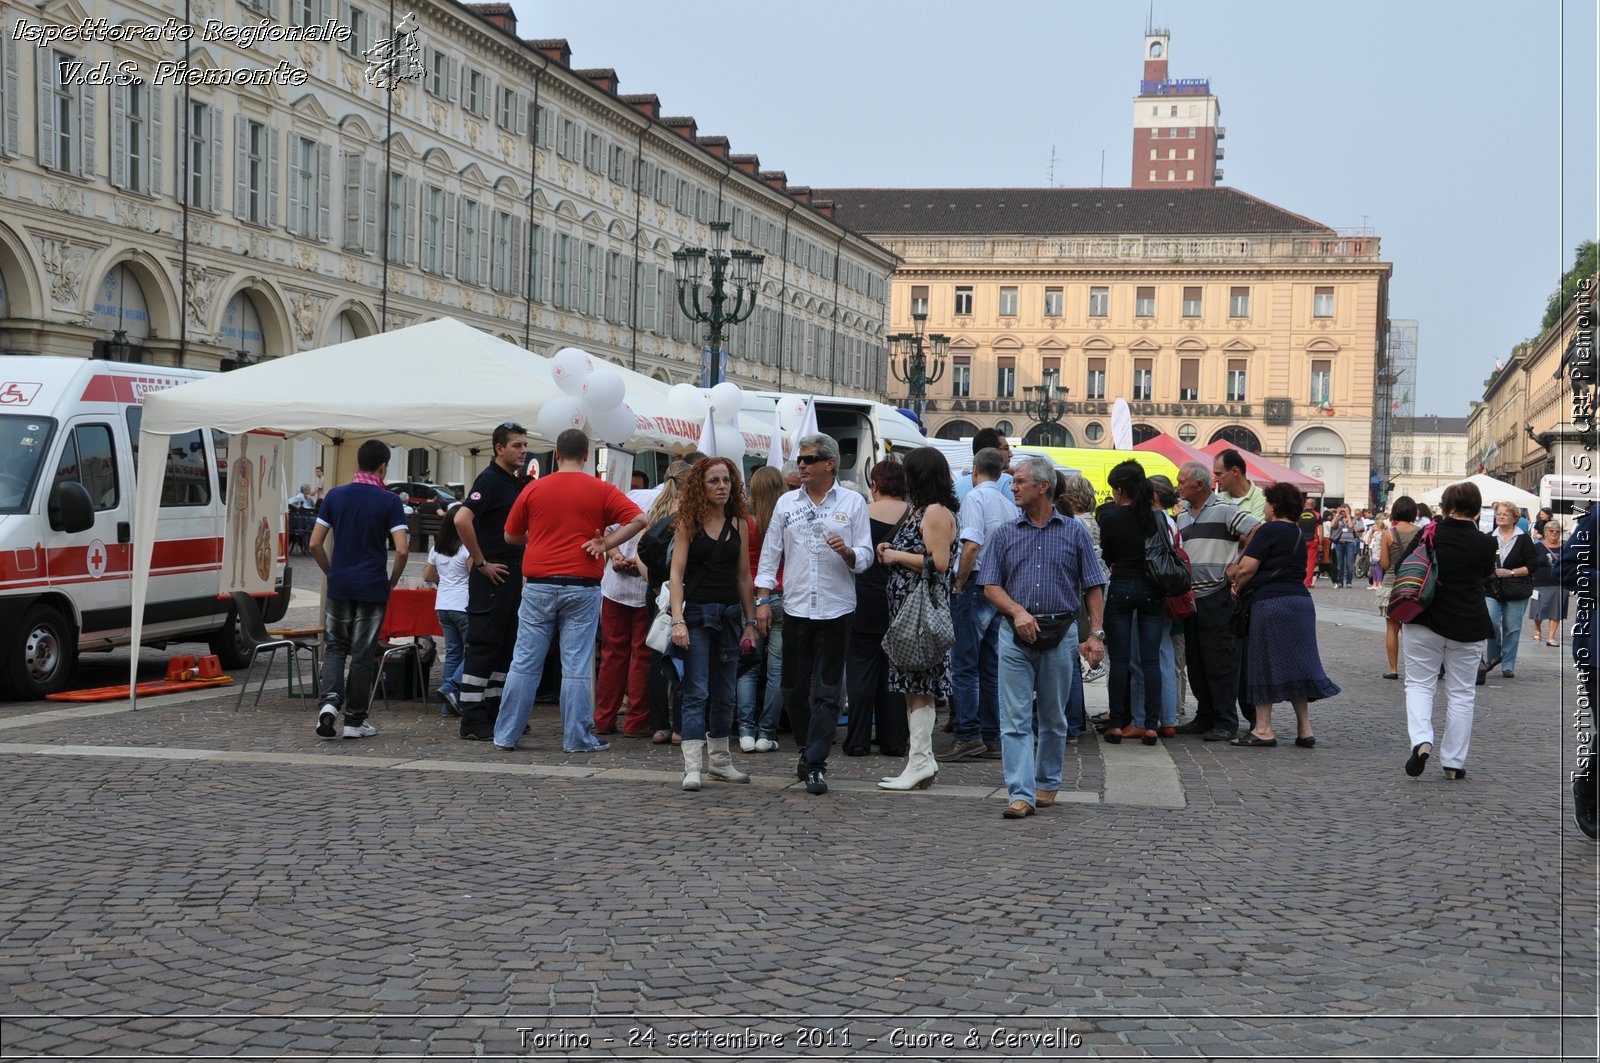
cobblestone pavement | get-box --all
[0,581,1596,1060]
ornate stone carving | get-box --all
[296,42,319,70]
[184,265,223,326]
[428,100,447,129]
[289,292,323,344]
[465,118,483,147]
[247,233,269,261]
[656,208,667,226]
[36,239,86,305]
[610,187,624,208]
[559,162,574,186]
[494,297,513,320]
[341,255,362,282]
[114,198,162,234]
[586,177,600,200]
[189,219,215,246]
[342,63,364,92]
[292,244,317,272]
[392,271,410,295]
[43,180,87,216]
[423,278,443,303]
[500,134,516,162]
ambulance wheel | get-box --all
[3,603,77,700]
[209,608,255,671]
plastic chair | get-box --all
[369,589,442,712]
[232,591,322,709]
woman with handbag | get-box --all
[845,461,912,759]
[1528,520,1568,647]
[667,457,757,791]
[1227,483,1339,747]
[1329,506,1359,588]
[1096,460,1167,745]
[1479,501,1538,682]
[1398,480,1496,779]
[1377,497,1421,680]
[636,461,689,745]
[876,447,959,792]
[1129,475,1184,738]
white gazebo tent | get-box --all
[1416,473,1539,514]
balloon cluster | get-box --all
[541,347,638,446]
[666,380,747,464]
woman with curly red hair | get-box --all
[668,457,758,791]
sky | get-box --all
[515,0,1598,419]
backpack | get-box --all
[1386,521,1439,623]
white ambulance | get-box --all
[0,357,289,698]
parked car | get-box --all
[386,482,458,551]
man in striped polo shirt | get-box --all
[1174,460,1259,742]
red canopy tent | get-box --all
[1201,440,1325,494]
[1135,433,1213,469]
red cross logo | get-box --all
[86,540,107,579]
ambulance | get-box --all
[0,357,289,698]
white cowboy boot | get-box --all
[705,736,751,782]
[878,706,938,790]
[681,740,705,791]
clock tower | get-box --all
[1131,25,1224,189]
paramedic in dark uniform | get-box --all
[454,422,529,741]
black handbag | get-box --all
[1027,613,1074,652]
[1144,522,1192,597]
[1494,575,1534,601]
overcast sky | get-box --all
[515,0,1598,418]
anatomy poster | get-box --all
[221,431,286,596]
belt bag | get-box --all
[1026,612,1074,652]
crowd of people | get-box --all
[300,425,1591,821]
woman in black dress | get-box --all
[843,460,911,758]
[876,448,959,792]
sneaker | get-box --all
[316,705,337,739]
[343,722,377,739]
[566,741,610,753]
[754,738,778,753]
[936,737,987,763]
[739,735,757,753]
[494,743,518,753]
[805,770,829,795]
[1082,664,1107,683]
[438,689,461,716]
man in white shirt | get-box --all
[755,433,873,795]
[942,447,1020,761]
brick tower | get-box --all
[1131,26,1224,188]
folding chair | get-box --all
[370,588,442,713]
[232,591,322,709]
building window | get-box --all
[1229,286,1250,317]
[1179,358,1199,401]
[1314,286,1335,318]
[1086,357,1106,400]
[112,81,157,194]
[998,286,1018,316]
[580,242,599,316]
[1177,422,1198,443]
[604,250,631,323]
[910,285,929,317]
[419,184,449,274]
[287,136,328,240]
[553,233,571,308]
[1135,286,1155,317]
[386,171,413,263]
[425,48,456,99]
[463,70,488,118]
[1311,359,1332,405]
[1089,286,1109,317]
[1422,456,1433,473]
[1167,169,1175,180]
[456,198,483,284]
[1180,286,1202,318]
[951,359,971,397]
[584,131,603,172]
[1132,359,1153,401]
[1085,421,1105,443]
[655,168,674,203]
[39,49,90,175]
[1187,148,1195,160]
[1041,358,1060,391]
[495,86,522,133]
[996,358,1015,399]
[1188,126,1196,137]
[236,117,276,227]
[1226,359,1247,402]
[1186,169,1194,181]
[559,118,578,160]
[341,4,371,57]
[491,210,521,295]
[291,0,328,25]
[1043,287,1063,316]
[954,286,973,315]
[1148,170,1157,182]
[608,144,629,183]
[1401,456,1412,472]
[526,223,543,301]
[341,151,377,253]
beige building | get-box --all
[1467,272,1597,494]
[1389,415,1469,500]
[0,0,896,480]
[822,187,1393,504]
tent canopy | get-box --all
[1201,440,1325,493]
[1135,433,1213,470]
[1416,473,1539,512]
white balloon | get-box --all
[778,397,809,431]
[581,367,625,412]
[709,381,743,416]
[591,403,638,446]
[668,382,707,416]
[551,347,593,396]
[537,395,586,441]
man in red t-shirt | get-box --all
[493,428,647,753]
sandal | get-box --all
[1383,671,1399,680]
[651,730,670,744]
[1547,639,1559,647]
[1230,733,1277,747]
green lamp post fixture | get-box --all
[1024,381,1071,446]
[672,219,764,387]
[888,306,948,424]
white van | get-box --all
[0,357,289,698]
[1540,474,1598,520]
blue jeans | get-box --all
[1104,573,1166,730]
[749,593,785,741]
[1065,646,1086,740]
[1333,540,1358,586]
[1129,625,1179,728]
[950,584,1001,744]
[437,609,468,695]
[681,602,742,742]
[998,620,1075,806]
[495,584,603,751]
[320,598,387,724]
[1484,596,1529,675]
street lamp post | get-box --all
[1023,382,1070,446]
[673,219,764,387]
[888,307,948,425]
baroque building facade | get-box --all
[822,187,1392,504]
[1389,415,1469,501]
[0,0,896,407]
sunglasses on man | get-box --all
[796,454,832,466]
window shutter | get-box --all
[76,76,93,176]
[361,160,378,252]
[208,105,222,211]
[233,115,249,218]
[509,218,523,296]
[0,34,18,156]
[315,143,330,240]
[514,95,526,136]
[265,127,279,226]
[477,202,489,282]
[35,52,55,170]
[641,262,657,327]
[620,257,632,324]
[147,87,162,195]
[441,192,456,277]
[286,140,303,234]
[342,152,361,247]
[419,188,436,269]
[446,57,458,102]
[109,83,127,188]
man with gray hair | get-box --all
[942,447,1021,762]
[755,432,872,795]
[1174,459,1258,741]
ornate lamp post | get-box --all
[1023,382,1071,446]
[673,219,764,387]
[888,307,948,424]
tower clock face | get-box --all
[1150,42,1164,57]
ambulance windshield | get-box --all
[0,416,57,514]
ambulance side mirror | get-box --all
[49,481,94,534]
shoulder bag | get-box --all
[1490,533,1534,600]
[1386,521,1440,623]
[882,547,956,672]
[1144,519,1193,599]
[1162,523,1197,621]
